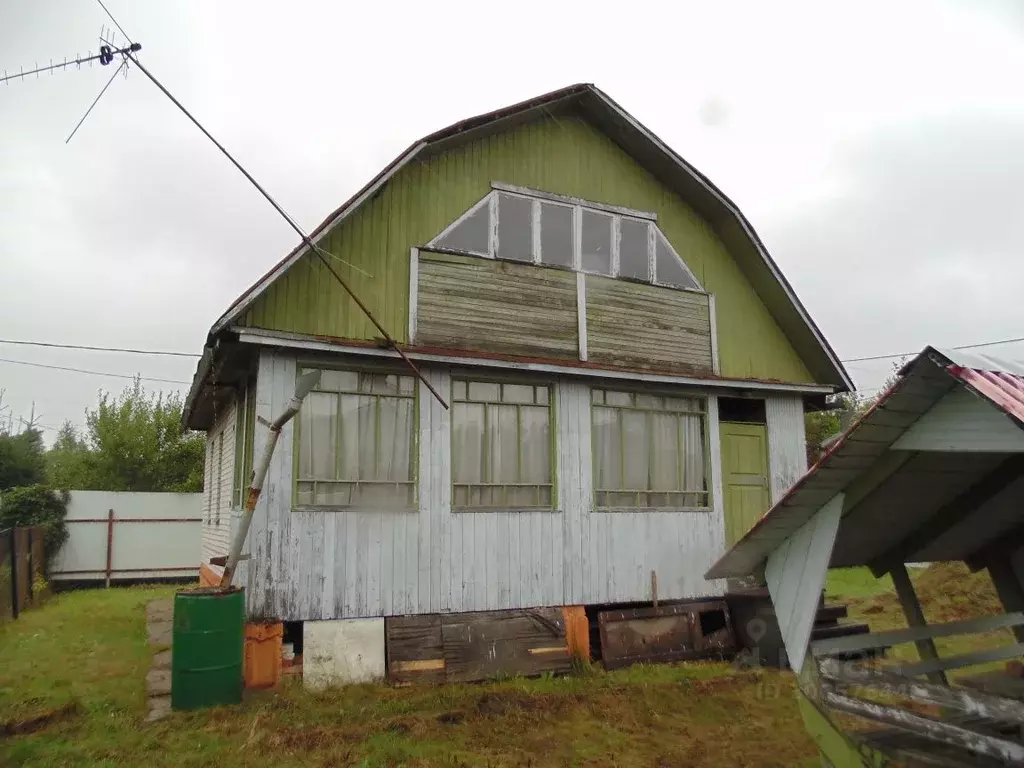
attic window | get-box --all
[426,184,703,291]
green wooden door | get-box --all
[720,422,771,545]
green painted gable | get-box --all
[240,114,814,384]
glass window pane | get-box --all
[489,404,520,483]
[665,396,701,413]
[605,390,632,407]
[535,386,549,405]
[399,376,415,395]
[435,202,490,255]
[502,384,535,404]
[468,381,500,402]
[592,407,620,491]
[634,394,662,410]
[591,389,604,404]
[377,397,414,481]
[581,210,612,274]
[540,202,574,268]
[650,413,680,491]
[300,392,337,480]
[622,410,649,491]
[496,194,533,262]
[655,230,699,289]
[452,402,485,484]
[452,380,467,400]
[520,406,550,484]
[619,218,649,280]
[318,370,359,391]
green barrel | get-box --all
[171,587,244,710]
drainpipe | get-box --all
[220,370,321,589]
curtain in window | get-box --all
[297,370,415,508]
[593,390,707,509]
[452,381,552,508]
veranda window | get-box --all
[591,389,708,510]
[451,380,553,509]
[296,369,416,508]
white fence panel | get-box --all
[51,491,202,582]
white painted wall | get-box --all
[765,492,844,672]
[892,387,1024,453]
[201,400,236,563]
[241,349,771,621]
[766,395,809,504]
[51,490,201,581]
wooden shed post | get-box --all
[890,563,947,685]
[986,557,1024,644]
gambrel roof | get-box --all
[208,83,852,392]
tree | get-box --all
[45,379,205,493]
[805,359,906,465]
[0,485,69,573]
[0,427,46,491]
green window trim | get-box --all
[450,376,557,511]
[292,364,419,510]
[232,379,257,509]
[591,387,710,512]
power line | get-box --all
[841,335,1024,364]
[116,45,449,410]
[0,357,189,385]
[0,339,199,357]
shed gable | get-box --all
[239,114,814,384]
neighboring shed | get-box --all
[707,346,1024,766]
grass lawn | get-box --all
[1,586,820,768]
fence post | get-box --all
[26,528,33,605]
[10,528,19,620]
[105,509,114,588]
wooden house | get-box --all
[183,84,852,683]
[708,346,1024,766]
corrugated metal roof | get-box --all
[937,348,1024,426]
[706,345,1024,579]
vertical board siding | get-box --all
[248,350,729,622]
[766,395,809,504]
[416,253,579,359]
[239,115,813,385]
[201,400,236,563]
[892,387,1024,452]
[585,275,713,374]
[765,492,844,671]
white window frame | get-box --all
[426,183,704,292]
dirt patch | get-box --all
[262,725,366,752]
[437,711,465,725]
[1,701,80,737]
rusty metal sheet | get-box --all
[598,600,734,670]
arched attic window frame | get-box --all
[427,183,704,292]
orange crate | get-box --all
[244,622,283,689]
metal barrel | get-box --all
[171,586,244,710]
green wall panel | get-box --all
[240,115,814,384]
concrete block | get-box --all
[304,618,385,690]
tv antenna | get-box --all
[2,1,449,409]
[1,25,141,143]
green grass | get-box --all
[0,587,821,768]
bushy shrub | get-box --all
[0,485,70,574]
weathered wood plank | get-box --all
[386,615,446,684]
[441,609,570,683]
[822,689,1024,764]
[818,657,1024,725]
[811,613,1024,656]
[598,600,734,670]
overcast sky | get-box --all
[2,0,1022,439]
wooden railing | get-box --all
[0,525,47,622]
[807,613,1024,765]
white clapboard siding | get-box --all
[766,394,809,504]
[246,349,730,621]
[892,387,1024,453]
[766,492,844,672]
[201,400,236,563]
